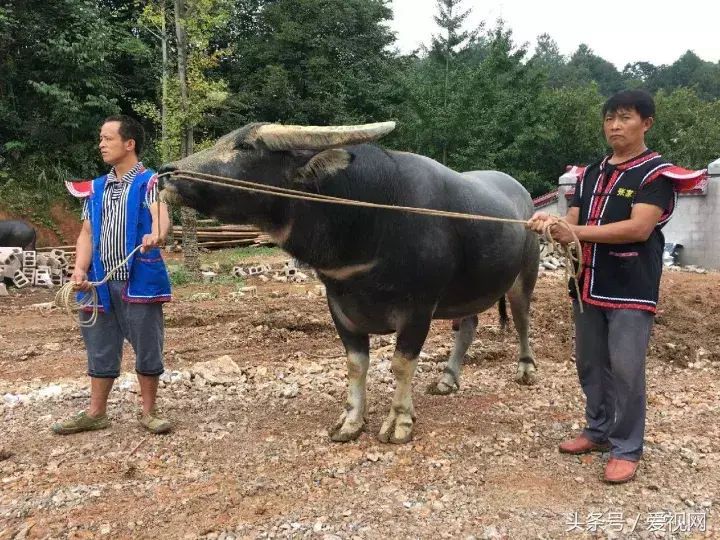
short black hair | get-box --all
[104,114,145,155]
[601,89,655,120]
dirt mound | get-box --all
[0,201,81,248]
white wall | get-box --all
[661,160,720,269]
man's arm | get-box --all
[141,201,170,253]
[72,219,93,291]
[569,203,664,244]
[153,200,171,240]
[549,176,674,245]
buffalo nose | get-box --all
[157,164,177,189]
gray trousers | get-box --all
[80,280,165,379]
[573,301,654,461]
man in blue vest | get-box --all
[528,89,678,484]
[53,115,173,435]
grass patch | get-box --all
[199,246,281,273]
[167,262,246,288]
[168,246,280,288]
[168,265,193,287]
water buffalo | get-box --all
[0,220,36,251]
[160,122,540,444]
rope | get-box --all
[54,245,144,327]
[161,170,584,311]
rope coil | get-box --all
[54,245,143,327]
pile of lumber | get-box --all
[169,224,273,250]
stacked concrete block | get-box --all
[0,246,70,290]
[34,268,53,288]
[50,249,69,272]
[50,266,64,286]
[22,250,36,268]
[10,269,30,288]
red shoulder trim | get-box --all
[147,172,159,193]
[65,180,93,198]
[643,165,708,193]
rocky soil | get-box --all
[1,256,719,540]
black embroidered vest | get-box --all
[570,151,677,313]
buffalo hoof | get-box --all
[426,380,458,395]
[378,410,415,444]
[329,411,364,442]
[515,360,537,386]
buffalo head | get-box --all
[159,121,395,225]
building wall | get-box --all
[661,177,720,269]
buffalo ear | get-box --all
[294,149,352,184]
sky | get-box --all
[388,0,719,69]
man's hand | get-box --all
[547,220,578,245]
[140,233,161,254]
[72,269,91,292]
[527,212,578,245]
[526,212,554,234]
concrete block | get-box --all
[11,269,30,289]
[232,266,248,278]
[34,269,53,288]
[36,254,49,267]
[0,283,7,296]
[1,252,21,270]
[22,251,37,268]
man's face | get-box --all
[98,121,134,165]
[603,107,653,150]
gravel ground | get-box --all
[1,259,719,540]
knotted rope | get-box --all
[54,245,143,327]
[160,170,584,311]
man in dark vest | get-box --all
[528,89,679,483]
[52,115,173,435]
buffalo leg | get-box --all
[378,315,432,444]
[427,315,478,395]
[328,311,370,442]
[508,275,538,385]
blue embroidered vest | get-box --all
[78,168,172,312]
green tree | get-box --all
[567,44,627,95]
[213,0,403,133]
[649,88,720,169]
